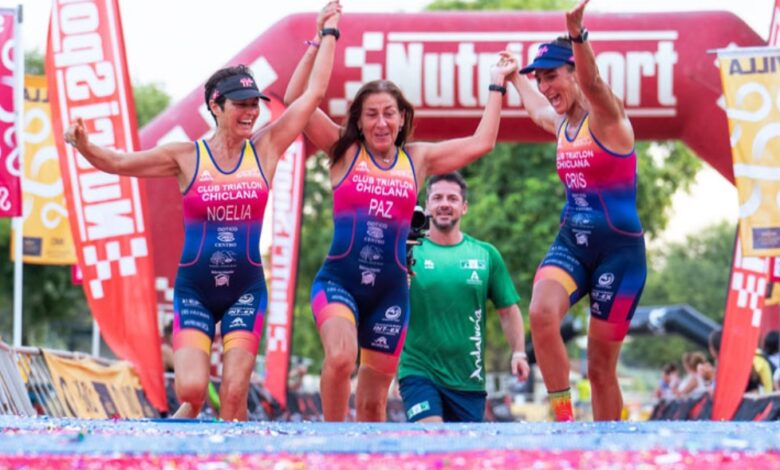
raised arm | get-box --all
[412,56,517,183]
[257,0,341,175]
[498,304,530,381]
[506,53,560,135]
[64,117,185,179]
[281,1,343,153]
[566,0,633,151]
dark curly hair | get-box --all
[203,64,254,124]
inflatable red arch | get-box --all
[139,10,763,316]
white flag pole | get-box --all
[11,4,24,348]
[92,321,100,357]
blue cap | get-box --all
[211,73,270,102]
[519,43,575,74]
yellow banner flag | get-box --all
[719,48,780,256]
[43,351,156,419]
[10,75,76,264]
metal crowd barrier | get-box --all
[0,342,35,416]
[2,342,159,419]
[14,346,72,417]
[650,391,780,421]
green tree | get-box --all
[134,83,171,127]
[25,49,44,75]
[0,211,91,350]
[290,154,335,366]
[0,51,172,350]
[621,222,735,368]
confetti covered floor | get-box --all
[1,416,779,469]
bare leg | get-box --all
[318,314,358,421]
[355,365,394,422]
[529,279,571,393]
[587,319,624,421]
[172,346,210,418]
[418,416,443,423]
[172,402,197,419]
[219,347,256,421]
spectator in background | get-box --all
[705,329,774,395]
[675,352,708,398]
[763,331,780,369]
[761,331,780,389]
[288,357,310,393]
[161,322,175,373]
[695,330,720,393]
[750,334,774,394]
[655,362,679,401]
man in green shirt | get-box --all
[398,172,530,422]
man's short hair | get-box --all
[764,331,780,355]
[426,172,468,201]
[709,329,722,354]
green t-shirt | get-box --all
[398,233,520,392]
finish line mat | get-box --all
[0,416,779,468]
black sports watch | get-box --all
[488,84,507,95]
[319,28,340,40]
[570,27,588,44]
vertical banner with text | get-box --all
[714,46,780,420]
[264,114,305,409]
[10,75,76,264]
[713,236,768,420]
[763,0,780,335]
[770,0,780,47]
[46,0,166,412]
[718,47,780,256]
[0,8,19,217]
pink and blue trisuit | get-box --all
[535,115,646,341]
[173,139,269,357]
[312,145,418,374]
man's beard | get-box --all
[432,214,459,232]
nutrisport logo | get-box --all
[328,30,678,118]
